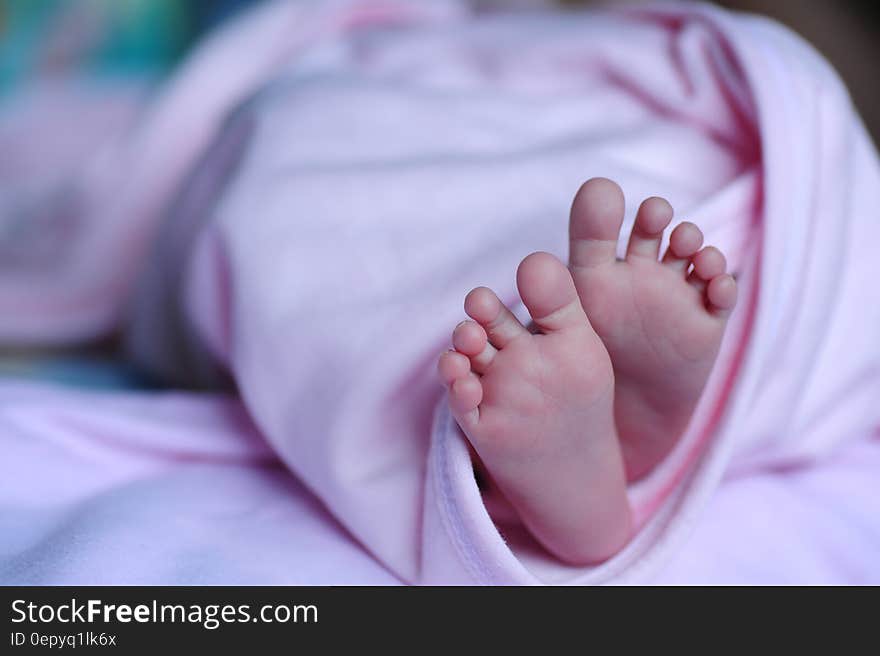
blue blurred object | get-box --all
[0,0,262,94]
[0,354,159,390]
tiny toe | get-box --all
[437,350,470,386]
[687,246,727,291]
[568,177,625,270]
[626,196,673,260]
[452,320,488,357]
[449,373,482,426]
[464,286,528,349]
[517,251,588,333]
[692,246,727,280]
[706,273,738,317]
[662,221,704,273]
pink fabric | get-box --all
[2,0,879,584]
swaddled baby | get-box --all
[110,0,878,584]
[119,2,745,572]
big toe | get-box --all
[516,252,588,333]
[568,177,625,270]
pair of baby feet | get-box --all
[438,178,737,564]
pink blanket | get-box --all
[2,0,879,584]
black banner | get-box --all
[0,585,858,652]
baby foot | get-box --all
[438,252,631,564]
[568,178,737,480]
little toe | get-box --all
[449,373,482,427]
[464,286,528,349]
[662,221,704,273]
[706,273,738,318]
[517,251,588,333]
[626,196,673,261]
[437,350,471,386]
[568,177,626,270]
[687,246,727,292]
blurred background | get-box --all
[2,0,879,141]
